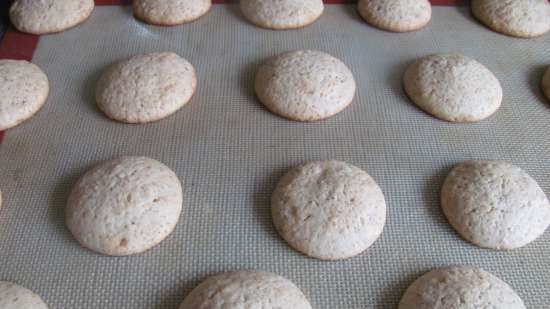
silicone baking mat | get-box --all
[0,3,549,309]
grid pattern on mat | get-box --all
[0,4,549,309]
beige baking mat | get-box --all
[0,4,549,309]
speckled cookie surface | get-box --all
[255,50,356,121]
[133,0,211,26]
[0,282,49,309]
[96,52,197,124]
[179,270,312,309]
[240,0,324,30]
[0,60,49,131]
[441,160,550,250]
[403,54,502,122]
[272,160,386,260]
[472,0,550,38]
[357,0,431,32]
[9,0,94,35]
[399,266,526,309]
[66,156,183,256]
[543,66,550,101]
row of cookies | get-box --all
[0,156,545,308]
[2,49,550,130]
[8,0,550,38]
[1,154,546,306]
[0,266,529,308]
[58,157,550,257]
[63,156,549,309]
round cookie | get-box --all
[66,156,183,256]
[0,282,49,309]
[542,66,550,101]
[0,60,49,131]
[96,52,197,124]
[403,54,502,122]
[472,0,550,38]
[240,0,324,30]
[133,0,211,26]
[179,270,312,309]
[357,0,432,32]
[255,50,356,121]
[399,266,526,309]
[272,160,386,260]
[9,0,94,35]
[441,160,550,250]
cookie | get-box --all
[179,270,312,309]
[240,0,324,30]
[96,52,197,124]
[66,156,183,256]
[441,160,550,250]
[0,60,49,131]
[399,266,526,309]
[133,0,211,26]
[255,50,356,121]
[403,54,502,122]
[9,0,94,35]
[272,160,386,260]
[472,0,550,38]
[357,0,431,32]
[0,282,49,309]
[543,66,550,101]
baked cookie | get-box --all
[0,60,49,131]
[542,66,550,101]
[357,0,431,32]
[272,160,386,260]
[472,0,550,38]
[441,160,550,250]
[133,0,211,26]
[240,0,324,30]
[399,266,526,309]
[9,0,94,35]
[0,282,49,309]
[179,270,312,309]
[66,156,183,256]
[403,54,502,122]
[255,50,356,121]
[96,52,197,124]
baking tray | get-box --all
[0,2,549,309]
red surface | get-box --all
[96,0,467,5]
[0,31,39,60]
